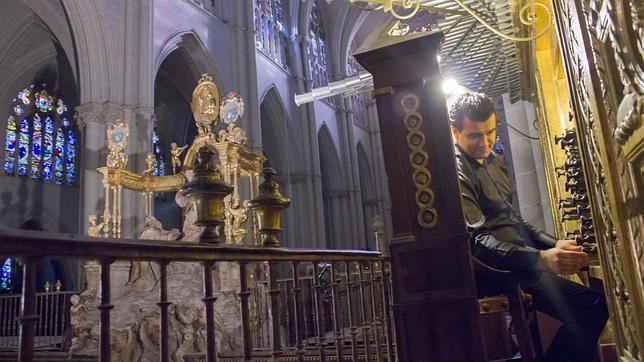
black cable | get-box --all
[506,122,540,140]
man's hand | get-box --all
[539,248,588,275]
[555,239,583,252]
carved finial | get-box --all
[194,147,220,176]
[258,167,280,195]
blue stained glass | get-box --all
[18,119,29,176]
[4,116,17,174]
[152,130,165,176]
[31,114,42,178]
[1,258,11,291]
[35,91,53,113]
[5,84,77,184]
[54,128,64,184]
[65,130,76,184]
[56,99,67,115]
[42,117,54,182]
[493,136,505,161]
[18,88,31,105]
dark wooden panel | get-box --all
[355,31,485,362]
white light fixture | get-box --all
[436,55,441,63]
[442,78,459,95]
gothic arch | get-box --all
[318,124,349,249]
[259,86,289,176]
[155,31,218,82]
[152,32,217,229]
[61,1,111,102]
[12,1,78,83]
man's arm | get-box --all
[457,165,542,271]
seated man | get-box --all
[449,92,608,362]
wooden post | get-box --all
[355,30,485,362]
[18,257,39,362]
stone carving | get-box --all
[68,294,99,360]
[175,171,205,242]
[127,217,180,291]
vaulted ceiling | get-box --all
[318,0,528,101]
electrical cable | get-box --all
[506,122,539,140]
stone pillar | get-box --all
[355,31,485,361]
[76,103,109,235]
[292,33,326,248]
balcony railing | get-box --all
[0,229,394,361]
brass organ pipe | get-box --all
[293,71,373,106]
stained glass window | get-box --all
[152,130,165,176]
[308,1,329,88]
[31,113,42,178]
[43,117,54,182]
[254,0,289,68]
[1,258,11,291]
[4,115,17,174]
[18,118,29,176]
[3,84,76,185]
[54,128,65,184]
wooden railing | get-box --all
[0,229,394,361]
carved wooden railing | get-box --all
[0,229,394,361]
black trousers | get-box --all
[517,271,608,362]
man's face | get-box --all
[451,113,497,162]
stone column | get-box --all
[292,33,326,248]
[76,103,108,235]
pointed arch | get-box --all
[152,31,217,230]
[259,86,289,176]
[318,124,349,249]
[155,31,218,82]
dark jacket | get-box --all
[455,146,557,272]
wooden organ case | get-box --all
[529,1,644,359]
[355,31,485,361]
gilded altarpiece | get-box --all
[552,0,644,359]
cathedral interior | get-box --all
[0,0,642,361]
